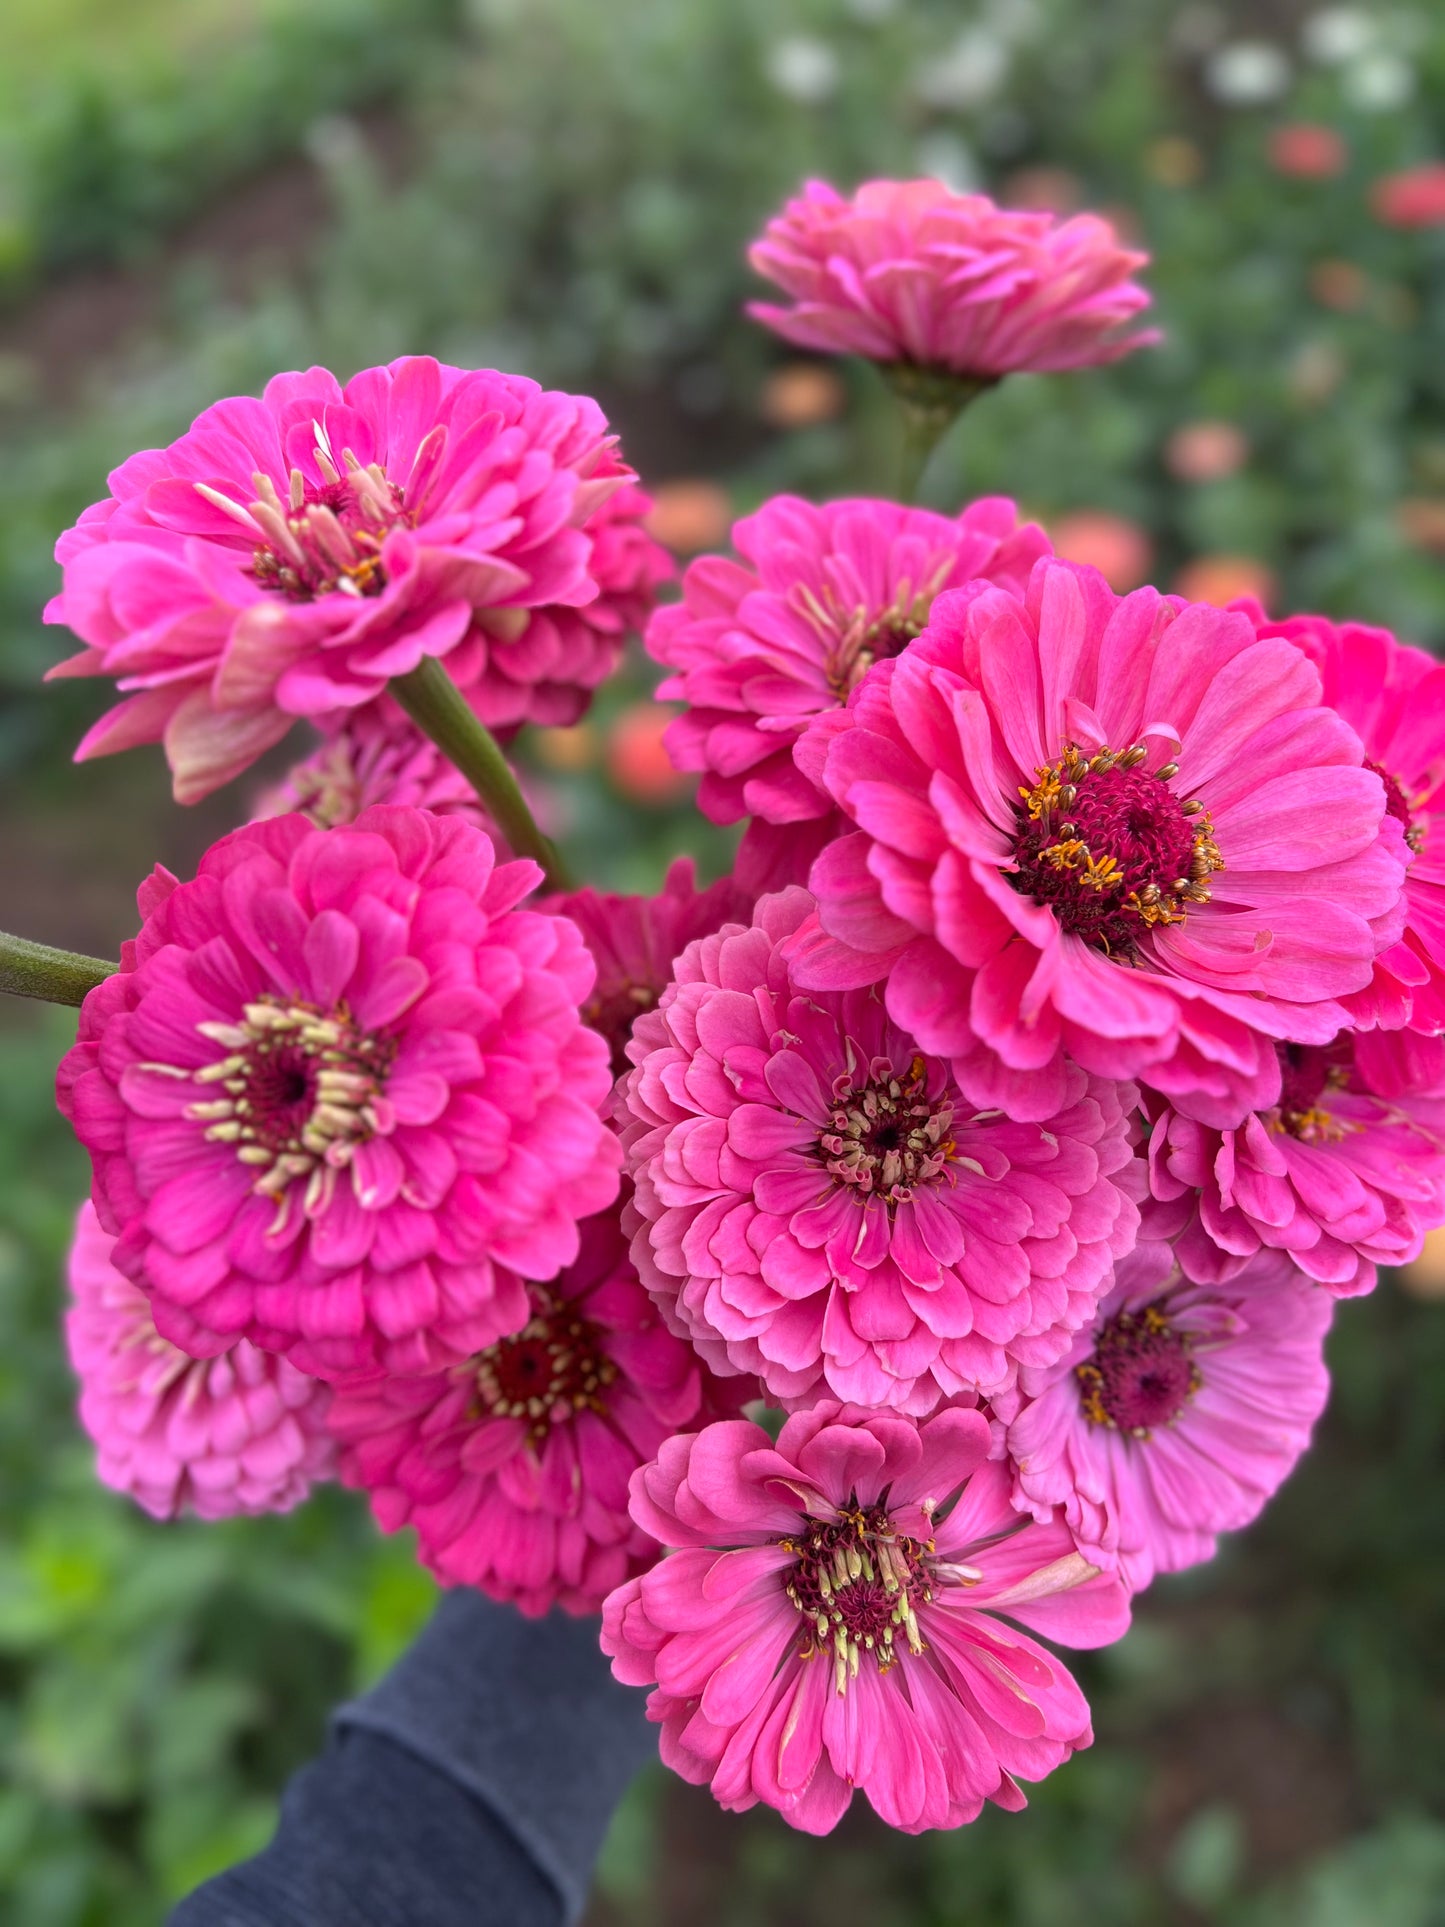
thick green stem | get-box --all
[390,656,573,890]
[883,365,997,505]
[0,932,115,1007]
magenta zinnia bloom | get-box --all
[328,1205,739,1615]
[545,858,752,1080]
[66,1202,333,1520]
[253,712,496,832]
[748,180,1159,379]
[1148,1033,1445,1296]
[1240,602,1445,1033]
[621,889,1141,1413]
[602,1403,1130,1834]
[793,560,1410,1125]
[649,494,1047,826]
[1000,1242,1333,1590]
[49,358,636,800]
[57,808,620,1378]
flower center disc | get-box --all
[473,1300,617,1440]
[1012,743,1223,955]
[782,1504,933,1694]
[819,1054,955,1202]
[1076,1305,1199,1435]
[1271,1041,1353,1143]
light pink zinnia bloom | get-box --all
[620,888,1141,1413]
[649,494,1048,826]
[57,808,620,1378]
[545,858,752,1080]
[48,358,637,800]
[1148,1032,1445,1296]
[792,560,1410,1126]
[1000,1242,1333,1591]
[602,1403,1130,1835]
[253,713,496,832]
[1239,601,1445,1033]
[66,1201,333,1520]
[328,1205,740,1615]
[748,180,1159,379]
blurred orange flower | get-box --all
[1309,259,1368,312]
[607,702,694,805]
[999,167,1082,215]
[759,361,848,428]
[1174,555,1275,609]
[1400,1224,1445,1299]
[532,723,599,773]
[1051,510,1153,591]
[1397,499,1445,555]
[1144,137,1203,188]
[645,481,733,555]
[1166,421,1249,483]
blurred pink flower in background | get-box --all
[1268,124,1348,180]
[607,701,695,804]
[1165,421,1249,483]
[1049,510,1152,590]
[1172,554,1275,608]
[602,1404,1130,1833]
[748,180,1159,379]
[1372,163,1445,228]
[66,1202,333,1520]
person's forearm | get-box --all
[169,1591,656,1926]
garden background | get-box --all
[1,1,1444,1920]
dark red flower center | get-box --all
[1077,1304,1199,1435]
[473,1296,617,1441]
[186,995,396,1220]
[781,1502,934,1692]
[583,979,660,1081]
[1364,758,1425,855]
[1271,1041,1354,1143]
[819,1053,955,1202]
[1012,743,1223,956]
[810,564,953,697]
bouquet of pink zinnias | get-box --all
[9,176,1444,1836]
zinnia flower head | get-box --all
[1239,601,1445,1033]
[1000,1240,1333,1590]
[49,358,638,801]
[65,1201,333,1520]
[748,180,1159,381]
[328,1203,743,1615]
[621,888,1141,1413]
[602,1402,1130,1834]
[649,494,1048,827]
[545,858,753,1081]
[253,712,497,832]
[1149,1031,1445,1296]
[57,807,620,1378]
[792,559,1411,1127]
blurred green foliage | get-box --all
[2,0,1445,1921]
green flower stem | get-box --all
[390,656,574,890]
[883,365,996,505]
[0,932,115,1007]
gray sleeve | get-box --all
[168,1590,656,1927]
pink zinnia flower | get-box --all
[1239,602,1445,1033]
[1000,1242,1333,1591]
[1371,162,1445,229]
[792,560,1410,1126]
[328,1204,740,1615]
[57,808,620,1378]
[545,858,751,1080]
[748,180,1159,379]
[253,712,496,832]
[48,358,637,800]
[649,495,1048,826]
[602,1403,1130,1835]
[620,888,1141,1413]
[65,1201,333,1520]
[1148,1032,1445,1295]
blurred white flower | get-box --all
[1344,51,1414,109]
[914,132,981,194]
[765,36,841,104]
[1205,41,1292,104]
[915,29,1008,109]
[1301,9,1376,65]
